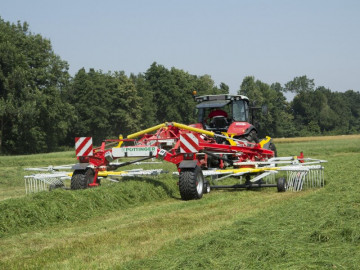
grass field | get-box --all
[0,136,360,269]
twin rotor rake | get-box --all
[24,122,327,197]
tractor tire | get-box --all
[277,177,287,192]
[179,166,204,200]
[246,130,259,143]
[71,169,95,190]
[269,142,277,157]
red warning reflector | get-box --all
[180,133,199,153]
[75,137,93,156]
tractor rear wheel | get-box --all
[269,142,277,157]
[179,166,204,200]
[71,169,95,190]
[246,130,259,143]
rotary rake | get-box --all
[24,160,165,194]
[25,120,326,199]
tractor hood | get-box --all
[196,100,230,109]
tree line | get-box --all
[1,18,359,154]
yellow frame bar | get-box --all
[215,167,279,174]
[127,123,166,139]
[172,122,215,137]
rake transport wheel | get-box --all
[179,166,204,200]
[71,168,95,190]
[277,177,287,192]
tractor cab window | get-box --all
[232,100,249,122]
[196,100,231,124]
[196,108,205,123]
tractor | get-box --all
[191,94,277,156]
[136,94,276,153]
[191,94,258,143]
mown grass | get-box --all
[0,175,178,237]
[122,149,360,269]
[120,139,360,270]
[0,136,359,269]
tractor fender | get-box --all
[227,122,257,136]
[72,163,92,171]
[178,160,199,169]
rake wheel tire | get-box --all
[71,169,94,190]
[179,166,204,200]
[204,180,211,194]
[277,177,286,192]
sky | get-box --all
[2,0,360,94]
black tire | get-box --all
[49,183,64,191]
[277,177,286,192]
[246,130,259,143]
[269,142,277,157]
[179,166,204,200]
[204,180,211,194]
[71,169,95,190]
[269,142,278,166]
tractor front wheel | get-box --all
[179,166,204,200]
[71,169,95,190]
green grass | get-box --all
[0,137,359,269]
[0,176,178,237]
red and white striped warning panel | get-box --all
[180,133,199,153]
[75,137,93,156]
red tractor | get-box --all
[136,94,276,152]
[191,94,258,142]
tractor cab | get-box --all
[191,94,258,142]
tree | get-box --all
[130,73,157,128]
[67,68,113,144]
[218,82,230,94]
[284,75,315,93]
[110,71,142,136]
[238,76,296,138]
[344,90,360,133]
[238,76,263,104]
[317,87,351,134]
[0,18,73,153]
[144,63,197,124]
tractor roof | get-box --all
[195,94,249,104]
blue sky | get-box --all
[2,0,360,94]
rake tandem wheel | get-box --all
[179,166,205,200]
[277,177,287,192]
[71,168,96,190]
